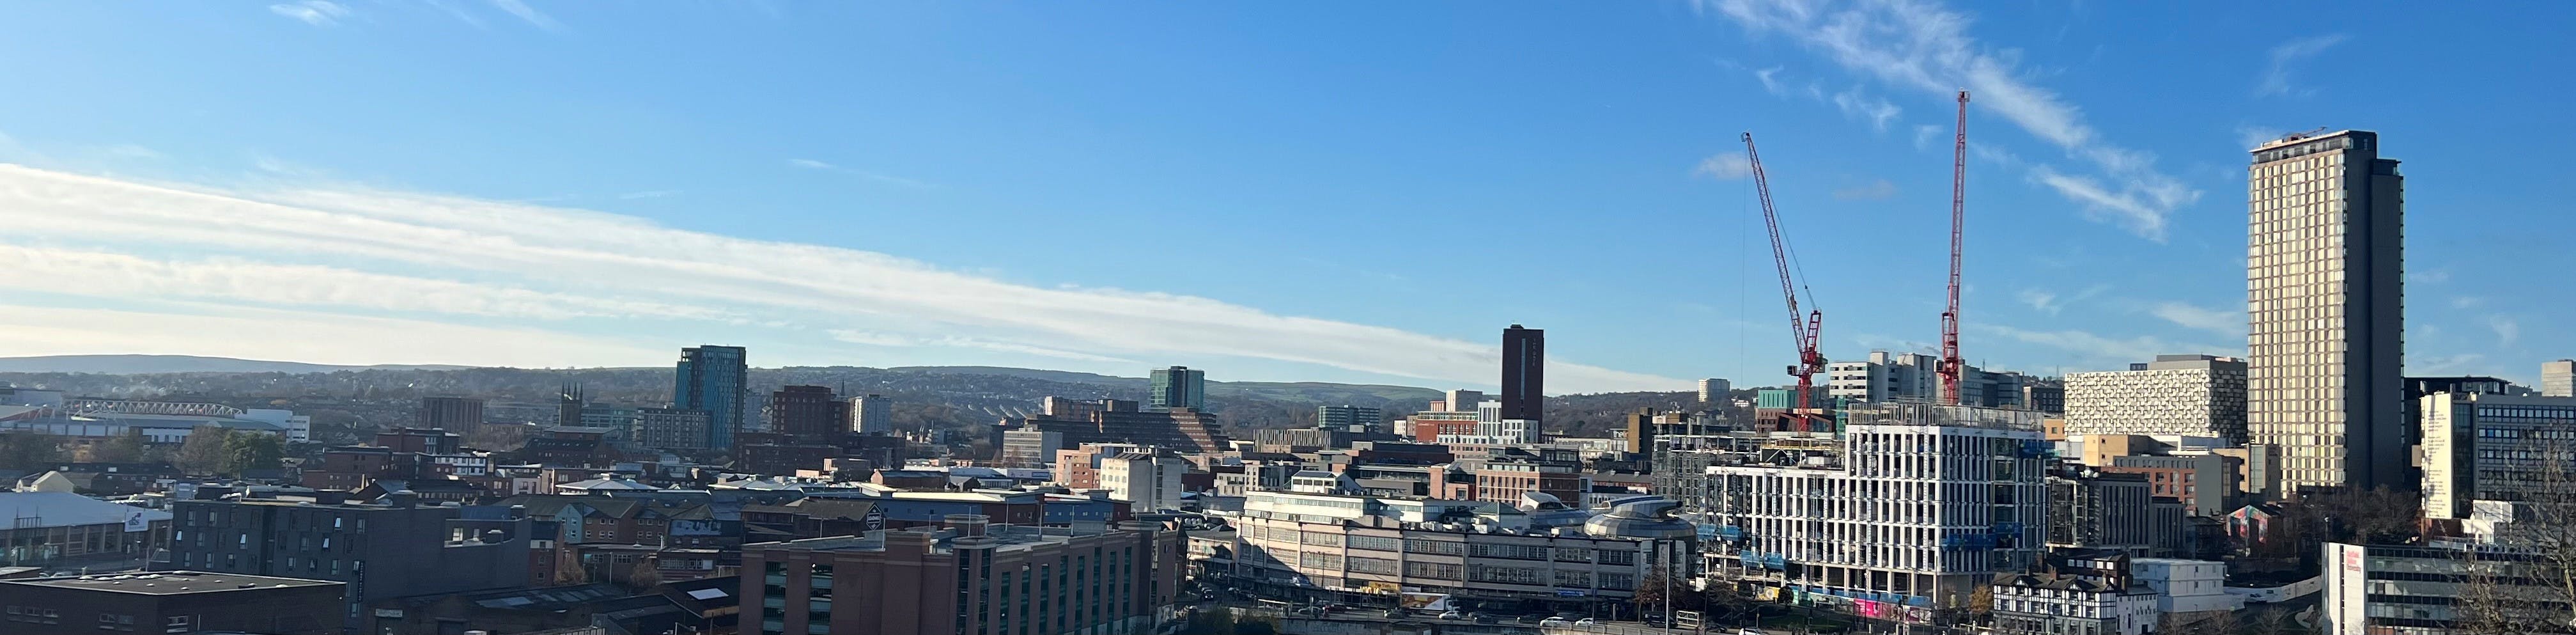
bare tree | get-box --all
[2449,434,2576,634]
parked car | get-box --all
[1439,611,1463,620]
[1541,617,1573,627]
[1575,618,1597,625]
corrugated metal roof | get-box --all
[0,492,170,528]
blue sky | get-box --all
[0,1,2566,393]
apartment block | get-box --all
[740,515,1182,635]
[2246,130,2405,494]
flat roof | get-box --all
[3,571,339,595]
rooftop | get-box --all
[3,571,339,595]
[0,492,171,528]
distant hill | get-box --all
[880,365,1441,406]
[0,355,470,375]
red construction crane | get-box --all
[1741,132,1826,411]
[1939,90,1969,405]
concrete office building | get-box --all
[2065,356,2248,443]
[2102,454,2235,517]
[1225,491,1696,614]
[2419,391,2576,519]
[851,393,892,435]
[1829,351,1940,404]
[1502,325,1544,423]
[1699,379,1732,403]
[1315,405,1382,431]
[1013,398,1226,455]
[0,572,345,635]
[634,407,711,451]
[1099,450,1190,513]
[1700,405,2051,609]
[2323,542,2563,635]
[2045,470,2157,557]
[741,516,1183,635]
[1831,351,2044,409]
[1443,389,1486,413]
[674,345,749,450]
[768,386,847,437]
[2547,360,2576,398]
[2247,130,2405,494]
[162,496,532,632]
[1000,428,1068,468]
[1148,366,1206,411]
[417,396,485,429]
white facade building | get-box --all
[2063,355,2247,443]
[1701,407,2050,609]
[1099,450,1188,513]
[2128,558,2241,615]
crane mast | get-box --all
[1939,91,1968,405]
[1742,132,1826,411]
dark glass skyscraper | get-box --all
[1501,324,1544,423]
[1149,366,1205,411]
[674,345,748,450]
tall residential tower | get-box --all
[1501,324,1544,423]
[2247,130,2404,494]
[674,345,749,450]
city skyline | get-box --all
[0,3,2568,393]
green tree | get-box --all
[221,432,285,475]
[175,425,235,475]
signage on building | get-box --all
[123,512,149,533]
[864,508,886,531]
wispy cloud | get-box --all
[2257,35,2347,98]
[268,0,350,26]
[2018,289,2061,315]
[1913,124,1943,152]
[788,158,933,188]
[2015,284,2108,317]
[2233,124,2284,151]
[486,0,559,29]
[2412,353,2487,377]
[1831,88,1902,131]
[0,164,1684,393]
[828,330,1136,364]
[1971,322,2235,371]
[1701,0,2199,241]
[1693,152,1753,180]
[1833,179,1897,200]
[1753,67,1788,95]
[2150,301,2245,339]
[617,190,681,200]
[2489,315,2520,347]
